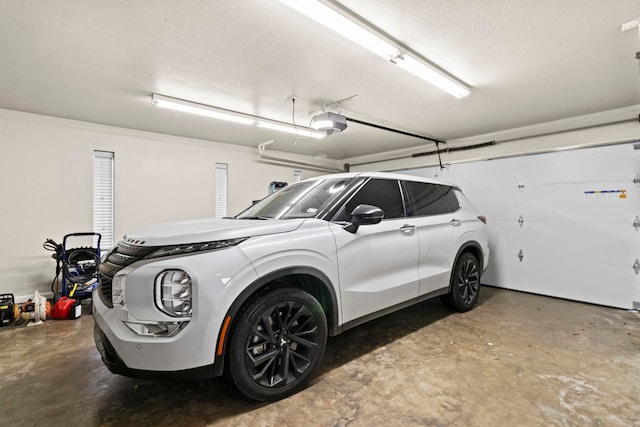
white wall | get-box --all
[0,109,322,300]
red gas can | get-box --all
[52,297,81,320]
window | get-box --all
[215,163,228,218]
[441,185,460,211]
[237,177,352,220]
[339,179,404,221]
[403,181,450,217]
[93,151,114,249]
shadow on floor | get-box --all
[89,288,494,425]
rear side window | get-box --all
[337,178,405,221]
[440,185,460,211]
[404,181,459,216]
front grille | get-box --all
[98,241,157,308]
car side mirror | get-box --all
[344,204,384,233]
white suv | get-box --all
[93,172,489,401]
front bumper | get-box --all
[91,246,259,378]
[92,286,223,377]
[93,322,217,380]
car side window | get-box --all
[440,185,460,211]
[404,181,451,216]
[335,178,405,221]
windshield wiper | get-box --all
[239,216,271,220]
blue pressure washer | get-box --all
[43,232,101,302]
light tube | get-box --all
[278,0,470,98]
[310,119,334,130]
[152,94,326,139]
[257,121,325,139]
[278,0,397,61]
[152,94,255,125]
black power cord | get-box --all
[63,248,100,285]
[43,239,63,294]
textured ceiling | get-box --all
[1,0,639,160]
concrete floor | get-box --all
[1,286,639,427]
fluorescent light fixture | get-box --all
[279,0,397,61]
[256,121,322,139]
[151,94,325,139]
[278,0,470,99]
[151,94,255,125]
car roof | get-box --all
[307,171,457,187]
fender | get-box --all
[212,266,339,376]
[449,241,485,292]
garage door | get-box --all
[405,142,640,309]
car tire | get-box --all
[227,287,327,401]
[441,252,481,312]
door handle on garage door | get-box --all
[400,224,416,233]
[450,219,462,226]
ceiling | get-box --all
[1,0,639,160]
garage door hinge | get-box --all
[634,174,640,187]
[518,215,524,227]
[634,259,640,275]
[518,249,524,262]
[518,183,525,192]
[634,216,640,231]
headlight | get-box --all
[112,276,125,307]
[144,238,247,259]
[155,270,192,317]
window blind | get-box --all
[215,163,228,218]
[93,151,114,249]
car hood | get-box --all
[122,218,305,246]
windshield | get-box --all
[236,177,353,220]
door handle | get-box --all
[450,219,462,226]
[400,224,416,233]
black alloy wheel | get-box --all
[228,288,327,401]
[442,252,481,312]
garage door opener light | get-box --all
[310,112,348,134]
[151,94,326,139]
[278,0,470,99]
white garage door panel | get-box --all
[466,182,633,233]
[404,142,640,309]
[522,222,633,264]
[484,221,522,257]
[484,256,636,309]
[461,187,522,221]
[485,222,633,283]
[520,183,632,223]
